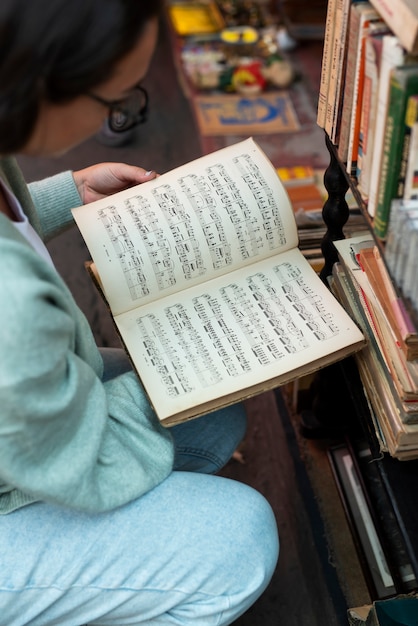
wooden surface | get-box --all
[17,15,372,624]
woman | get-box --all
[0,1,279,624]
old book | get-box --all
[346,4,382,175]
[334,235,418,409]
[404,94,418,200]
[332,262,418,458]
[317,0,337,129]
[398,94,418,198]
[368,0,418,54]
[373,64,418,239]
[338,1,371,162]
[357,28,389,200]
[367,35,407,217]
[324,0,351,141]
[71,138,365,426]
[357,245,418,361]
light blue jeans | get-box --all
[0,349,279,625]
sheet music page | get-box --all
[72,138,298,316]
[115,248,365,421]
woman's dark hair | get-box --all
[0,0,164,153]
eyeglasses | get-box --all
[88,85,149,132]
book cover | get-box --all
[317,0,337,129]
[373,65,418,239]
[397,93,418,198]
[357,245,418,360]
[324,0,351,141]
[346,5,382,175]
[71,138,365,425]
[404,94,418,200]
[367,35,407,217]
[357,29,387,200]
[338,1,370,162]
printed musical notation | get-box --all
[137,308,223,398]
[134,262,342,399]
[98,205,153,300]
[98,192,206,302]
[273,262,340,341]
[72,139,365,421]
[150,184,206,277]
[98,154,288,305]
[234,152,287,251]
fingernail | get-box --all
[145,170,154,176]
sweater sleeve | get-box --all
[28,171,82,241]
[0,230,175,514]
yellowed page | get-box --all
[72,138,298,316]
[114,248,365,422]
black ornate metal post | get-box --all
[320,134,350,282]
[300,134,353,437]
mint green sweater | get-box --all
[0,158,174,514]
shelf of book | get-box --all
[317,0,418,241]
[323,134,418,338]
[331,357,418,598]
[317,108,418,604]
[309,0,418,611]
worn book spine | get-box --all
[358,246,418,359]
[397,94,418,197]
[367,35,406,217]
[373,66,418,239]
[346,6,381,176]
[403,94,418,200]
[368,0,418,53]
[317,0,337,129]
[337,1,368,162]
[357,31,387,199]
[324,0,351,141]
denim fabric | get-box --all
[100,348,248,474]
[0,348,279,625]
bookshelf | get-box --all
[314,0,418,609]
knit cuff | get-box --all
[28,171,82,241]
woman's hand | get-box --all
[73,163,157,204]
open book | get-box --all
[72,138,365,425]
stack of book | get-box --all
[317,0,418,241]
[277,165,367,271]
[332,233,418,460]
[277,165,329,270]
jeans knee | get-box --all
[245,488,279,583]
[216,483,279,624]
[225,482,279,588]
